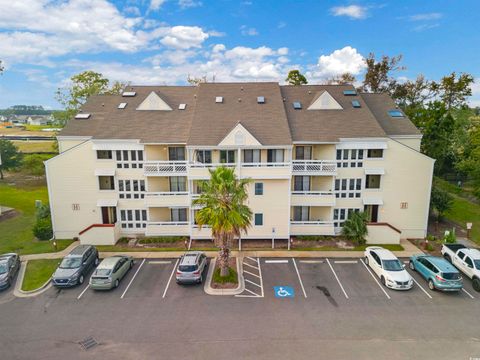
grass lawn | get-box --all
[0,183,73,254]
[213,266,238,284]
[444,195,480,244]
[22,259,59,291]
[294,244,405,251]
[12,141,56,153]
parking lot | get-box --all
[1,255,480,359]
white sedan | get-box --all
[364,246,413,290]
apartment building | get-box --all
[45,82,434,245]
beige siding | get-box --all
[145,145,169,161]
[58,138,88,153]
[366,224,401,244]
[393,137,422,152]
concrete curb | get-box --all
[13,261,53,298]
[21,240,80,261]
[204,257,245,296]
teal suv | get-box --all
[409,254,463,292]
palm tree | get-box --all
[341,211,369,245]
[193,167,252,277]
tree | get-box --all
[0,139,23,179]
[392,75,437,110]
[285,70,308,85]
[33,204,53,240]
[360,53,405,94]
[341,211,368,245]
[187,74,208,86]
[434,72,474,110]
[55,71,127,126]
[456,115,480,198]
[430,186,453,221]
[325,72,356,85]
[0,60,4,74]
[193,167,252,277]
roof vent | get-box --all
[215,96,223,103]
[75,113,91,120]
[122,91,136,97]
[343,90,357,96]
[178,103,187,110]
[351,100,361,108]
[118,103,127,109]
[388,110,404,118]
[257,96,265,104]
[293,102,302,110]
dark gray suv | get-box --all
[52,245,99,287]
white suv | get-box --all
[364,246,413,290]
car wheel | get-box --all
[199,275,203,284]
[94,257,99,266]
[78,275,84,285]
[364,257,369,265]
[114,279,120,288]
[409,261,415,271]
[472,278,480,292]
[381,276,386,286]
[130,260,134,269]
[428,279,435,291]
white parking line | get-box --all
[148,261,172,265]
[359,259,391,299]
[77,284,90,300]
[258,257,264,297]
[265,259,289,264]
[120,258,146,299]
[245,279,262,288]
[162,258,179,299]
[292,258,307,298]
[243,262,259,271]
[326,258,349,299]
[245,256,259,264]
[334,260,358,264]
[243,269,261,278]
[236,288,261,297]
[299,260,324,264]
[410,276,433,299]
[462,288,475,299]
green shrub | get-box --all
[213,267,238,284]
[33,217,53,240]
[138,236,187,245]
[444,228,457,244]
[22,154,50,176]
[295,235,332,241]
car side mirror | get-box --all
[403,264,406,269]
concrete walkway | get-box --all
[20,239,423,261]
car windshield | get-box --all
[94,269,111,276]
[178,265,197,272]
[442,272,461,280]
[382,259,404,271]
[0,263,7,274]
[474,260,480,269]
[59,257,82,269]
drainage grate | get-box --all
[79,336,98,351]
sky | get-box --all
[0,0,479,109]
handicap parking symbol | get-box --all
[274,286,295,298]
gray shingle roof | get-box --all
[59,83,420,145]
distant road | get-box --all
[1,135,55,141]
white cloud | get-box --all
[277,22,287,29]
[309,46,366,80]
[470,80,480,107]
[240,25,259,36]
[160,26,209,49]
[408,13,443,21]
[413,23,440,32]
[330,5,368,20]
[149,0,166,11]
[178,0,202,9]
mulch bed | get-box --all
[210,257,238,289]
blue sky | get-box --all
[0,0,479,108]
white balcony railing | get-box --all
[189,162,236,168]
[148,221,189,226]
[292,160,336,175]
[290,220,334,226]
[144,161,188,176]
[241,162,290,168]
[145,191,189,197]
[291,191,334,196]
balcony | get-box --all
[144,192,189,207]
[240,162,291,179]
[292,160,336,176]
[291,191,336,207]
[145,221,189,236]
[144,161,188,176]
[188,163,236,179]
[290,221,335,236]
[191,225,212,239]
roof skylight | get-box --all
[351,100,361,108]
[215,96,223,103]
[343,90,357,96]
[122,91,136,97]
[178,103,187,110]
[74,113,91,119]
[388,110,404,118]
[118,103,127,109]
[293,102,302,110]
[257,96,265,104]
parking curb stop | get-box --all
[204,257,245,296]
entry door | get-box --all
[364,205,379,222]
[101,207,117,224]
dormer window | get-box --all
[388,110,404,118]
[293,102,302,110]
[343,90,357,96]
[257,96,265,104]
